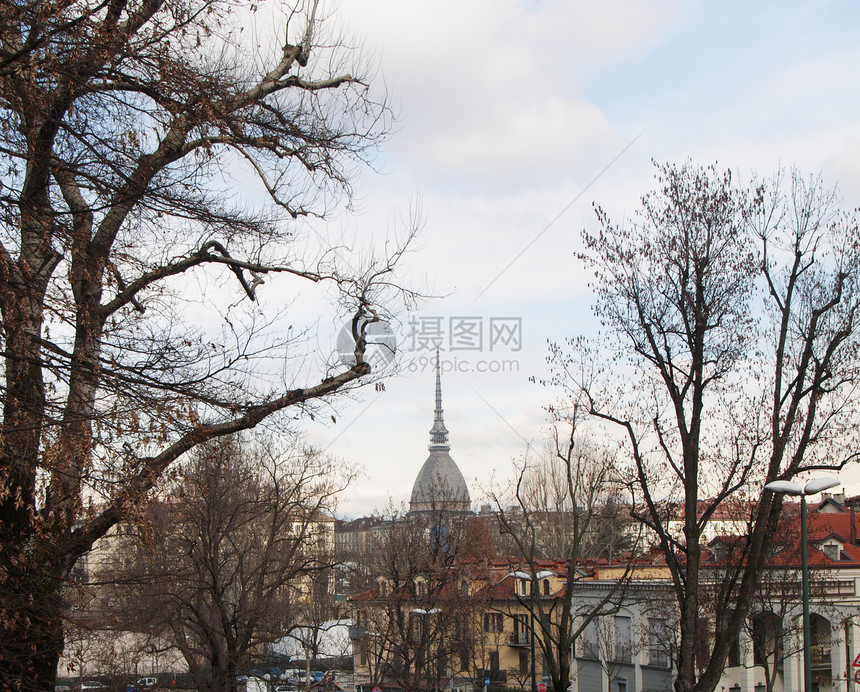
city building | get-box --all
[716,497,860,692]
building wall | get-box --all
[576,660,602,691]
[641,666,674,692]
[351,574,677,692]
[720,583,860,692]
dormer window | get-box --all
[817,534,846,561]
[823,543,840,561]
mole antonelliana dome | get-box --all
[409,354,471,514]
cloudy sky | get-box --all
[266,0,860,517]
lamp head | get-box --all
[765,477,840,496]
[804,477,840,495]
[764,480,803,496]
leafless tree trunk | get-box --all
[0,1,411,687]
[351,506,479,692]
[735,517,833,692]
[100,435,349,692]
[486,416,639,692]
[551,161,860,692]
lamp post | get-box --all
[764,476,840,692]
[412,608,441,692]
[530,608,536,692]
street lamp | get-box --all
[764,476,840,692]
[412,608,441,692]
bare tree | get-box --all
[351,505,479,692]
[486,417,639,692]
[0,1,413,686]
[745,585,795,692]
[551,161,860,692]
[731,513,837,692]
[104,435,349,692]
[281,576,352,692]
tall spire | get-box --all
[410,347,471,514]
[429,347,449,450]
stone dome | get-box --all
[410,448,471,513]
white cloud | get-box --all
[296,0,860,516]
[824,137,860,208]
[415,97,615,188]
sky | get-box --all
[253,0,860,517]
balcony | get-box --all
[811,644,831,667]
[508,632,530,647]
[349,625,378,640]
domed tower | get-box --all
[409,353,471,514]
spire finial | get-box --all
[429,347,449,450]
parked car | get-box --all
[135,678,157,688]
[79,682,105,691]
[274,686,298,692]
[309,671,325,683]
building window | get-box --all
[648,618,669,667]
[542,579,550,596]
[518,578,531,596]
[489,651,499,672]
[580,619,599,659]
[821,579,855,595]
[484,612,504,633]
[614,616,632,662]
[727,632,740,667]
[519,651,530,675]
[752,616,766,665]
[416,580,427,597]
[411,614,425,642]
[512,614,529,645]
[616,677,627,692]
[459,644,469,671]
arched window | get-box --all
[810,613,832,666]
[517,578,531,596]
[751,611,783,666]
